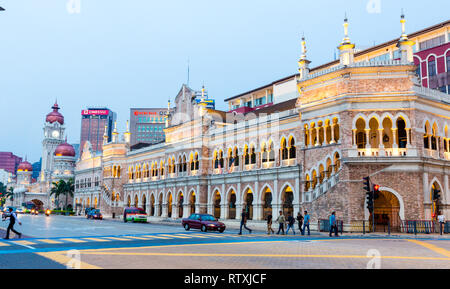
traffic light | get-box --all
[433,188,441,201]
[373,184,380,200]
[363,176,374,213]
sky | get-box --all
[0,0,449,162]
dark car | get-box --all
[84,207,95,216]
[182,213,226,233]
[87,209,103,220]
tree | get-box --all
[5,187,14,202]
[0,182,6,206]
[51,178,74,210]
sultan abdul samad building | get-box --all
[74,16,450,230]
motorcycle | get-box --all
[45,209,51,217]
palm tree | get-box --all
[51,178,75,210]
[5,187,14,202]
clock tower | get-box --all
[40,101,65,183]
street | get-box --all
[0,215,449,269]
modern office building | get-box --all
[130,108,168,146]
[0,152,22,174]
[80,108,116,154]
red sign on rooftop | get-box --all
[82,110,109,116]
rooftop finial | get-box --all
[342,14,350,44]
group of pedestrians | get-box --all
[240,208,340,237]
[267,210,311,236]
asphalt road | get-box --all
[0,215,449,269]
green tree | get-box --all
[51,178,74,210]
[0,182,6,206]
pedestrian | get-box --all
[302,210,310,236]
[296,211,304,235]
[266,213,275,235]
[276,210,285,235]
[329,211,339,237]
[2,208,22,240]
[239,209,252,235]
[438,212,445,236]
[286,212,296,235]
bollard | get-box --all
[112,212,115,219]
[388,222,390,235]
[363,220,365,235]
[414,221,417,235]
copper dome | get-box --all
[46,102,64,125]
[17,161,33,172]
[54,142,76,157]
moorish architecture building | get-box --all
[7,102,76,210]
[74,16,450,230]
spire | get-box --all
[103,125,108,145]
[338,15,355,66]
[112,121,119,143]
[298,34,311,80]
[397,12,415,63]
[124,120,131,144]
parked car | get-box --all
[87,209,103,220]
[123,207,147,223]
[182,213,226,233]
[30,208,39,215]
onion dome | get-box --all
[17,161,33,172]
[46,102,64,125]
[54,142,76,157]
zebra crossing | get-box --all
[0,232,274,248]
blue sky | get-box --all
[0,0,449,162]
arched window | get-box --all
[249,145,256,164]
[244,145,249,165]
[355,118,366,149]
[213,150,219,169]
[268,141,275,162]
[397,118,407,149]
[334,152,341,173]
[219,150,224,168]
[288,136,296,159]
[261,143,267,163]
[281,138,288,160]
[194,152,199,170]
[233,147,239,166]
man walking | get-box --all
[239,209,252,235]
[329,211,339,237]
[296,211,304,235]
[2,208,22,240]
[302,210,310,236]
[438,212,445,236]
[286,212,296,235]
[276,210,285,235]
[266,213,275,235]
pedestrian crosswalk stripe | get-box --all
[185,234,209,238]
[61,238,87,243]
[38,239,63,244]
[142,235,170,239]
[83,238,111,242]
[158,234,189,239]
[124,236,152,240]
[170,234,192,239]
[13,240,35,246]
[0,242,10,246]
[105,237,133,241]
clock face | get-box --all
[52,130,60,138]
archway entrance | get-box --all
[228,190,236,219]
[282,186,294,218]
[213,191,221,219]
[372,190,401,232]
[167,193,173,218]
[430,182,443,220]
[150,195,155,216]
[178,192,184,218]
[262,187,272,220]
[31,199,44,210]
[243,189,254,220]
[189,192,196,215]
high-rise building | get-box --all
[0,152,22,174]
[32,158,42,180]
[130,108,168,146]
[80,108,116,154]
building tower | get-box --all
[41,101,65,183]
[338,16,355,66]
[397,13,415,63]
[298,35,311,80]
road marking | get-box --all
[123,236,152,240]
[185,234,209,238]
[407,240,450,258]
[38,239,63,244]
[12,240,35,249]
[143,235,171,239]
[158,234,188,239]
[76,251,450,261]
[83,238,110,242]
[169,234,193,239]
[0,242,10,247]
[37,252,101,269]
[60,238,87,243]
[105,237,134,241]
